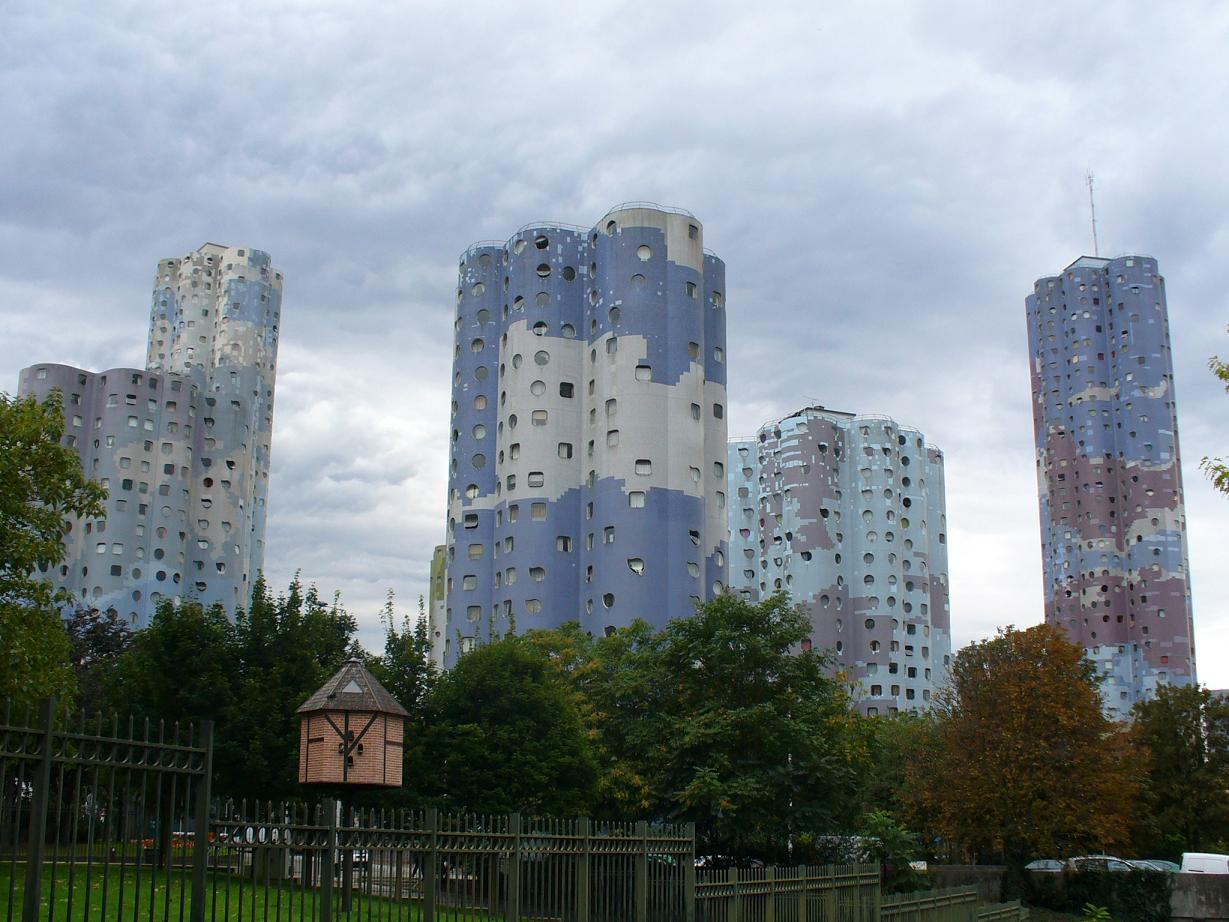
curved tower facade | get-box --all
[19,244,282,625]
[1027,255,1195,717]
[442,204,728,665]
[728,407,951,715]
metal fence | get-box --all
[1,698,695,922]
[695,865,881,922]
[881,888,1028,922]
[2,698,1025,922]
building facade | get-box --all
[19,243,282,626]
[1026,255,1195,716]
[441,204,728,666]
[728,407,951,714]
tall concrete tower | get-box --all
[1026,255,1195,717]
[19,244,282,626]
[729,407,951,715]
[441,204,728,666]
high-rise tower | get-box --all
[729,407,951,714]
[19,244,282,626]
[441,204,728,666]
[1026,255,1195,717]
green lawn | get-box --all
[0,863,487,922]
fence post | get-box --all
[22,697,55,922]
[635,821,649,922]
[189,720,214,922]
[577,817,591,922]
[728,867,741,922]
[423,807,437,922]
[508,813,522,922]
[765,866,776,922]
[321,800,337,922]
[683,822,696,922]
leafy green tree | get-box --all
[620,593,869,860]
[368,590,435,721]
[214,576,357,801]
[909,624,1139,865]
[413,635,598,815]
[525,619,658,816]
[859,712,931,821]
[105,597,238,730]
[1203,327,1229,495]
[1132,684,1229,857]
[65,607,133,715]
[1,391,106,707]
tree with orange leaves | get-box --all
[907,624,1139,865]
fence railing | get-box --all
[881,887,1027,922]
[2,698,1026,922]
[695,864,881,922]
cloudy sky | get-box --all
[3,1,1226,683]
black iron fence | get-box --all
[2,699,1021,922]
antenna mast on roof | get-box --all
[1086,170,1099,256]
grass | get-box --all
[1023,909,1083,922]
[0,862,471,922]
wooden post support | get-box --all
[728,867,741,922]
[765,866,776,922]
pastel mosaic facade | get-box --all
[19,244,282,626]
[1027,255,1195,717]
[441,204,728,666]
[728,407,951,714]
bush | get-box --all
[1021,870,1171,922]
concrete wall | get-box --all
[1026,255,1195,716]
[1173,874,1229,922]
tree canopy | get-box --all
[1132,683,1229,857]
[412,634,598,816]
[0,391,106,707]
[1203,326,1229,495]
[907,624,1139,863]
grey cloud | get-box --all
[3,0,1227,682]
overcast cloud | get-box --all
[3,0,1226,684]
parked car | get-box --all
[1067,855,1133,872]
[1129,859,1180,873]
[1181,853,1229,874]
[1025,859,1064,873]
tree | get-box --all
[65,607,133,715]
[622,593,869,861]
[368,590,435,721]
[1203,327,1229,495]
[413,636,598,815]
[0,391,106,707]
[215,577,358,801]
[908,624,1139,865]
[524,619,657,816]
[1132,684,1229,857]
[105,597,238,729]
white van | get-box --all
[1180,853,1229,874]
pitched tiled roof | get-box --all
[297,658,409,717]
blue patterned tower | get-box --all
[1027,255,1195,717]
[728,407,951,715]
[19,244,282,625]
[441,204,728,665]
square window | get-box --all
[629,491,646,508]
